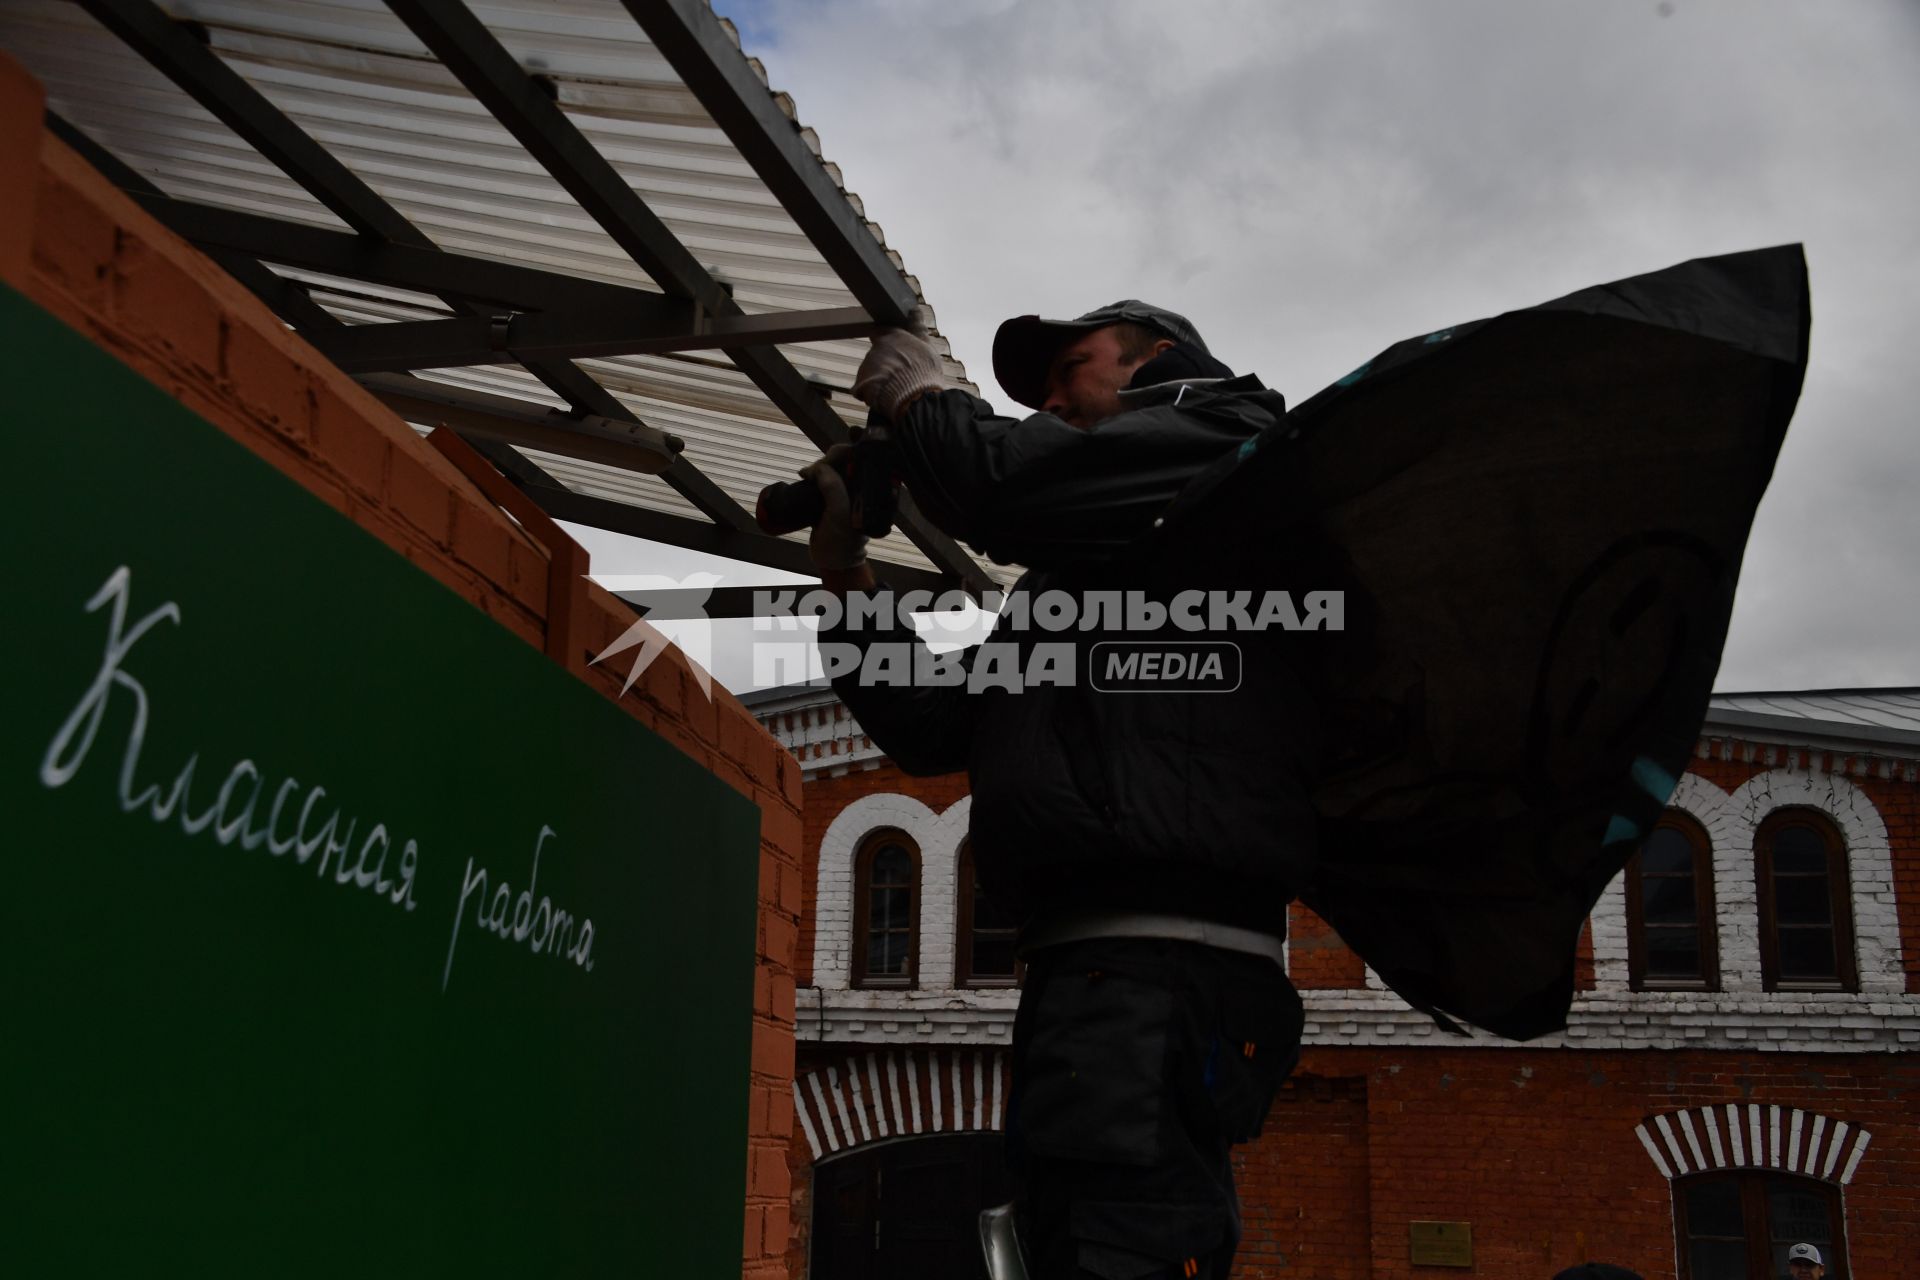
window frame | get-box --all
[955,840,1020,989]
[1755,808,1858,994]
[851,829,920,990]
[1626,810,1720,992]
[1673,1170,1848,1280]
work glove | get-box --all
[853,327,944,422]
[801,444,868,571]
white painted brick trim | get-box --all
[1635,1105,1875,1185]
[797,983,1919,1051]
[794,1048,1012,1166]
[1593,767,1903,996]
[814,792,971,991]
[1726,767,1904,993]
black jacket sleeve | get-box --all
[889,385,1280,568]
[819,590,988,777]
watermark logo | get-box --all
[1090,641,1241,693]
[748,587,1342,636]
[587,583,1342,696]
[591,573,721,700]
[763,588,1341,691]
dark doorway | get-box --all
[810,1133,1013,1280]
[1674,1171,1849,1280]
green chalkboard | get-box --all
[0,285,762,1275]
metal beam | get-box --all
[54,104,761,543]
[359,373,683,474]
[35,110,944,603]
[131,194,667,313]
[624,0,920,327]
[383,0,730,313]
[76,0,425,244]
[513,354,755,530]
[477,460,962,597]
[47,112,343,337]
[312,305,885,373]
[382,0,993,596]
[84,0,756,531]
[466,447,969,618]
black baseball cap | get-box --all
[993,300,1209,410]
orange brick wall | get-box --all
[786,733,1920,1279]
[1,54,801,1279]
[1289,901,1369,988]
[779,1042,1920,1280]
[1236,1074,1373,1278]
[1231,1048,1920,1280]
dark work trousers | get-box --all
[1006,937,1305,1279]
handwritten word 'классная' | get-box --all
[38,564,600,994]
[40,566,422,911]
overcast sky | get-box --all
[587,0,1920,695]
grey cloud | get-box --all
[728,0,1920,689]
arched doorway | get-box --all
[1674,1170,1849,1280]
[810,1133,1012,1280]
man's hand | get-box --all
[802,444,870,573]
[853,328,944,423]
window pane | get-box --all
[1642,874,1699,924]
[872,844,913,886]
[1770,825,1828,874]
[1689,1240,1749,1280]
[1645,926,1702,978]
[1684,1178,1746,1237]
[869,930,907,977]
[1777,927,1837,980]
[869,886,910,932]
[1766,1179,1834,1247]
[971,934,1017,979]
[1642,826,1695,874]
[1774,876,1832,926]
[973,884,1018,931]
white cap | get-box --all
[1787,1244,1823,1266]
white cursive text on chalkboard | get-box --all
[39,566,420,913]
[441,824,596,991]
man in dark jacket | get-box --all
[805,303,1327,1279]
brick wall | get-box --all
[1289,901,1369,988]
[789,729,1920,1011]
[1254,1047,1920,1280]
[1,55,801,1279]
[1235,1074,1373,1278]
[781,715,1920,1278]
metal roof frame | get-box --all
[42,0,995,597]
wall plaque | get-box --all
[1410,1220,1474,1267]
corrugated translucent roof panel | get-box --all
[1708,688,1920,736]
[3,0,1012,584]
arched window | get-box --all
[1756,810,1857,992]
[853,831,918,988]
[956,841,1019,987]
[1627,811,1719,990]
[1675,1171,1848,1280]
